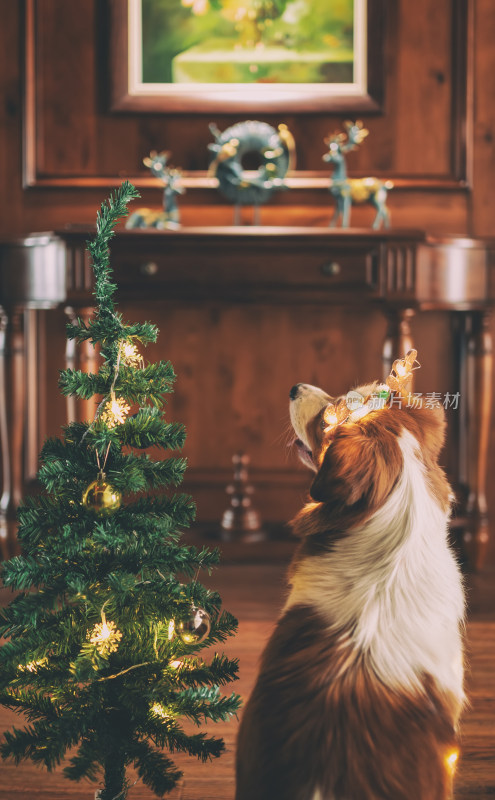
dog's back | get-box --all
[236,381,464,800]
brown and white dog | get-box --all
[236,378,465,800]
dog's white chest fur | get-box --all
[285,430,465,700]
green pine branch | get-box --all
[129,739,183,796]
[87,181,140,320]
[143,722,225,763]
[67,314,159,349]
[59,361,177,407]
[174,686,240,724]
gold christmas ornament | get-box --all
[89,615,122,657]
[82,475,121,516]
[177,607,211,645]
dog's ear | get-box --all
[310,420,402,511]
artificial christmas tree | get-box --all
[0,182,241,799]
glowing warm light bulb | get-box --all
[19,658,48,673]
[387,350,420,392]
[119,341,143,369]
[445,748,459,773]
[151,702,173,721]
[100,394,130,428]
[170,660,182,669]
[89,615,122,656]
[168,619,176,641]
[101,621,111,640]
[323,405,339,428]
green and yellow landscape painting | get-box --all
[140,0,356,85]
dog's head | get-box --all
[289,377,449,520]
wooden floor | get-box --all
[0,560,494,800]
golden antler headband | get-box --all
[386,349,420,392]
[323,349,420,433]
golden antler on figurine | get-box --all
[322,120,392,229]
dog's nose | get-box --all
[289,384,302,400]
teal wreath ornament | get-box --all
[208,120,296,207]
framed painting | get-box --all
[109,0,386,113]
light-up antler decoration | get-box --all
[322,350,420,433]
[386,349,420,392]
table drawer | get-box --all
[112,241,380,302]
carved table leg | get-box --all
[0,307,26,558]
[382,308,416,381]
[463,310,492,570]
[0,307,9,556]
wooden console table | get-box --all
[0,228,493,568]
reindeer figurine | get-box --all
[323,121,393,229]
[126,150,185,230]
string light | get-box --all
[119,341,144,369]
[321,350,420,435]
[151,702,173,721]
[100,393,130,428]
[323,405,339,428]
[386,349,420,392]
[168,619,176,640]
[445,748,459,774]
[170,660,182,669]
[18,658,48,673]
[323,401,349,431]
[89,614,122,657]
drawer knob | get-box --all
[321,261,341,276]
[140,261,158,276]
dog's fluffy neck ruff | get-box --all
[285,429,465,700]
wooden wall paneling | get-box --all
[33,1,99,177]
[0,2,25,236]
[393,0,452,175]
[24,0,469,189]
